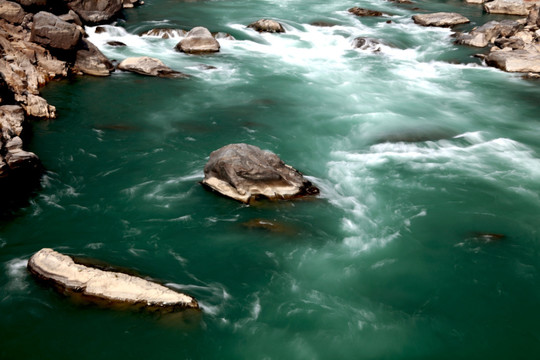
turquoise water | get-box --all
[2,0,540,358]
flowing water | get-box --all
[2,0,540,358]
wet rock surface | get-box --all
[28,248,199,311]
[202,143,319,203]
[348,7,385,17]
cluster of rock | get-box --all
[457,5,540,73]
[407,1,540,75]
[0,0,131,191]
[28,248,199,311]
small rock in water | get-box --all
[241,218,298,235]
[202,143,319,203]
[27,248,199,311]
[247,19,285,33]
[107,40,127,47]
[310,21,337,27]
[348,7,385,17]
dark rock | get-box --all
[494,36,525,49]
[175,26,220,54]
[348,7,384,17]
[0,0,26,24]
[107,40,126,46]
[28,248,199,311]
[94,26,107,33]
[67,0,123,24]
[247,19,285,33]
[310,21,337,27]
[117,56,189,78]
[353,37,385,52]
[202,143,319,203]
[412,12,470,27]
[74,38,113,76]
[30,11,81,50]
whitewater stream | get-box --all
[2,0,540,358]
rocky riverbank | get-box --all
[0,0,140,212]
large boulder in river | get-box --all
[66,0,123,24]
[202,143,320,203]
[412,12,470,27]
[247,19,285,33]
[175,26,220,54]
[28,248,199,311]
[117,56,189,78]
[30,11,82,50]
[483,0,532,16]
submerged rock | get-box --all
[202,143,319,203]
[412,12,470,27]
[117,56,189,78]
[175,26,220,54]
[28,248,199,311]
[348,7,385,17]
[353,37,386,52]
[247,19,285,33]
[140,28,187,39]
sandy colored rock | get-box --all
[484,0,532,15]
[0,0,26,24]
[202,143,319,203]
[28,248,199,310]
[175,26,220,54]
[456,20,521,47]
[486,49,540,72]
[140,28,187,39]
[117,56,189,78]
[412,12,470,27]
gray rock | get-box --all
[484,0,530,16]
[117,56,189,78]
[67,0,123,24]
[348,7,384,17]
[247,19,285,33]
[412,12,470,27]
[0,105,24,138]
[0,0,26,24]
[202,143,319,203]
[74,38,114,76]
[486,49,540,72]
[58,10,83,26]
[30,11,81,50]
[175,26,220,54]
[456,20,521,47]
[28,248,199,311]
